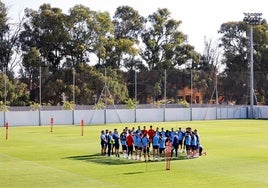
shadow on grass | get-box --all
[65,153,140,165]
[65,153,189,165]
[123,171,144,175]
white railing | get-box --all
[2,105,266,126]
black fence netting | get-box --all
[2,68,268,111]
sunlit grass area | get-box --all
[0,120,268,188]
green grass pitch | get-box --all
[0,120,268,188]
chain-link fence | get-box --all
[2,68,268,111]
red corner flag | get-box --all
[5,122,9,140]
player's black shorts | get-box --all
[191,145,198,150]
[159,148,165,154]
[153,145,159,149]
[128,145,133,151]
[122,145,127,151]
[186,145,191,150]
[143,147,149,154]
[101,142,107,148]
[114,143,119,149]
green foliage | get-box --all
[0,1,19,76]
[42,78,65,105]
[216,21,268,104]
[70,65,128,105]
[12,94,30,106]
[93,100,105,110]
[218,22,249,72]
[0,73,29,106]
[113,6,144,40]
[68,5,113,65]
[29,102,40,111]
[219,21,268,72]
[105,70,129,104]
[178,99,189,108]
[0,100,9,111]
[140,8,199,70]
[124,98,138,109]
[21,4,69,72]
[62,101,75,110]
[260,95,265,104]
[0,1,8,31]
[153,100,164,108]
[153,82,161,100]
[102,5,144,69]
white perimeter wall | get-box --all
[0,106,267,126]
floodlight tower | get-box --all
[243,13,262,118]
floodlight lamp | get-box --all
[243,12,262,25]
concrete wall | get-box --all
[255,106,268,119]
[1,106,267,126]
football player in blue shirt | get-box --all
[159,134,166,160]
[172,132,179,158]
[184,129,192,159]
[152,132,160,161]
[120,131,128,158]
[100,130,107,155]
[136,133,143,160]
[141,133,150,161]
[112,129,120,158]
[177,127,185,153]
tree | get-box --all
[19,4,71,105]
[107,6,144,69]
[218,21,268,72]
[0,0,8,72]
[200,38,222,73]
[218,20,268,104]
[0,1,7,35]
[67,5,113,67]
[218,22,249,72]
[196,38,223,103]
[141,8,199,70]
[0,1,22,77]
[113,6,144,40]
[218,21,250,104]
[71,65,128,105]
[0,73,29,106]
[21,47,42,102]
[20,4,69,73]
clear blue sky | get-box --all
[2,0,267,53]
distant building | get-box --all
[177,86,202,104]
